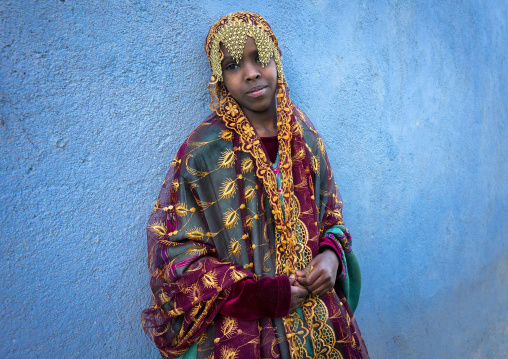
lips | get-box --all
[246,85,267,97]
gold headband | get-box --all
[205,13,285,83]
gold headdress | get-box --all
[204,12,285,84]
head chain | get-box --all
[208,15,285,83]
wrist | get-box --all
[322,247,338,260]
[321,248,340,274]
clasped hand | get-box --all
[288,249,339,313]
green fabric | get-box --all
[295,307,315,357]
[342,251,361,313]
[176,341,198,359]
[324,226,362,313]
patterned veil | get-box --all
[142,12,369,359]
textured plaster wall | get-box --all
[1,1,507,358]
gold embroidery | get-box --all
[245,215,253,229]
[218,148,236,169]
[148,221,167,239]
[241,158,254,173]
[219,178,238,199]
[185,227,205,241]
[244,185,256,202]
[228,238,242,257]
[186,154,211,177]
[219,129,233,141]
[202,270,218,288]
[187,140,211,148]
[175,202,189,217]
[158,290,171,305]
[316,137,325,154]
[311,155,320,174]
[219,345,239,359]
[230,269,246,282]
[196,199,215,211]
[221,317,238,338]
[223,208,239,229]
[187,246,208,256]
[197,331,207,346]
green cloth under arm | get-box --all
[323,226,362,313]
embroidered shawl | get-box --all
[142,12,369,359]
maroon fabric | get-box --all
[219,276,291,320]
[260,135,279,163]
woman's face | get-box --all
[220,36,278,116]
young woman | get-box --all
[142,12,369,359]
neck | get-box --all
[241,99,278,137]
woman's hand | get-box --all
[295,249,339,297]
[289,275,309,313]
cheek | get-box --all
[222,75,242,96]
[265,61,278,83]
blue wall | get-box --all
[1,1,507,358]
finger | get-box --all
[304,263,316,277]
[291,285,308,298]
[289,274,295,286]
[297,289,309,300]
[308,256,320,267]
[312,283,332,297]
[304,267,319,284]
[297,260,317,278]
[303,267,325,288]
[297,264,318,283]
[294,285,308,296]
[296,277,308,287]
[293,281,307,290]
[306,274,330,293]
[295,273,312,287]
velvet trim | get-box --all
[260,135,279,163]
[219,275,291,320]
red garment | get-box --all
[219,276,291,320]
[260,135,279,163]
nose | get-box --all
[244,62,261,81]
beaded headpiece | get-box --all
[204,12,285,83]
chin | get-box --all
[244,99,276,114]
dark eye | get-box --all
[224,62,239,71]
[255,53,261,63]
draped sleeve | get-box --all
[141,121,256,358]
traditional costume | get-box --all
[142,12,369,359]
